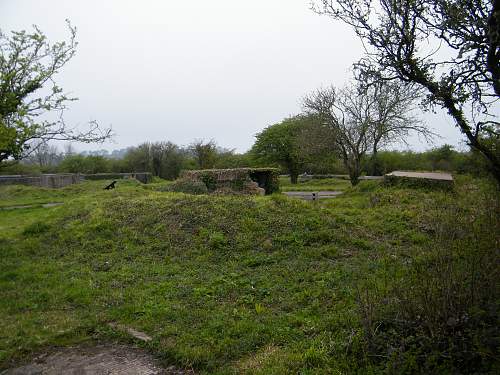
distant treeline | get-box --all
[0,141,489,179]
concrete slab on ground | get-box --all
[385,171,453,181]
[3,345,191,375]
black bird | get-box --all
[104,180,117,190]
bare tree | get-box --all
[304,85,371,185]
[189,140,218,169]
[23,141,61,169]
[150,142,167,177]
[150,141,185,179]
[312,0,500,183]
[363,80,434,174]
[304,79,431,184]
[64,143,76,157]
[34,141,60,169]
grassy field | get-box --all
[0,177,498,374]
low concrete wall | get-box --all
[0,172,152,188]
[0,174,83,188]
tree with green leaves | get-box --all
[252,115,317,184]
[0,21,111,165]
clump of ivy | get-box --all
[230,177,246,191]
[199,173,218,192]
[182,168,280,194]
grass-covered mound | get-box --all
[0,177,498,374]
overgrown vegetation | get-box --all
[0,177,497,373]
[355,178,499,373]
[1,8,498,374]
[2,142,492,184]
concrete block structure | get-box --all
[182,168,280,195]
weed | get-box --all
[22,221,51,236]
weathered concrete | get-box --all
[3,345,191,375]
[0,172,152,188]
[182,168,280,195]
[0,174,82,188]
[384,171,454,189]
[108,322,152,342]
[385,171,453,181]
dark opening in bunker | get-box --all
[250,171,275,195]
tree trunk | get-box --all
[344,156,361,186]
[370,145,383,176]
[349,170,360,186]
[290,171,299,184]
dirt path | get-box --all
[3,345,192,375]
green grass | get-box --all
[279,177,351,192]
[0,177,498,374]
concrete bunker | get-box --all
[181,168,280,195]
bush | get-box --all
[58,155,111,174]
[168,178,208,195]
[0,162,41,175]
[356,181,500,373]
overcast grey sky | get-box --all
[1,0,463,153]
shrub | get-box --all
[384,174,454,191]
[58,155,111,174]
[23,221,51,236]
[355,181,500,373]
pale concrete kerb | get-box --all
[385,171,453,181]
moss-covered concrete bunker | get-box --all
[181,168,280,195]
